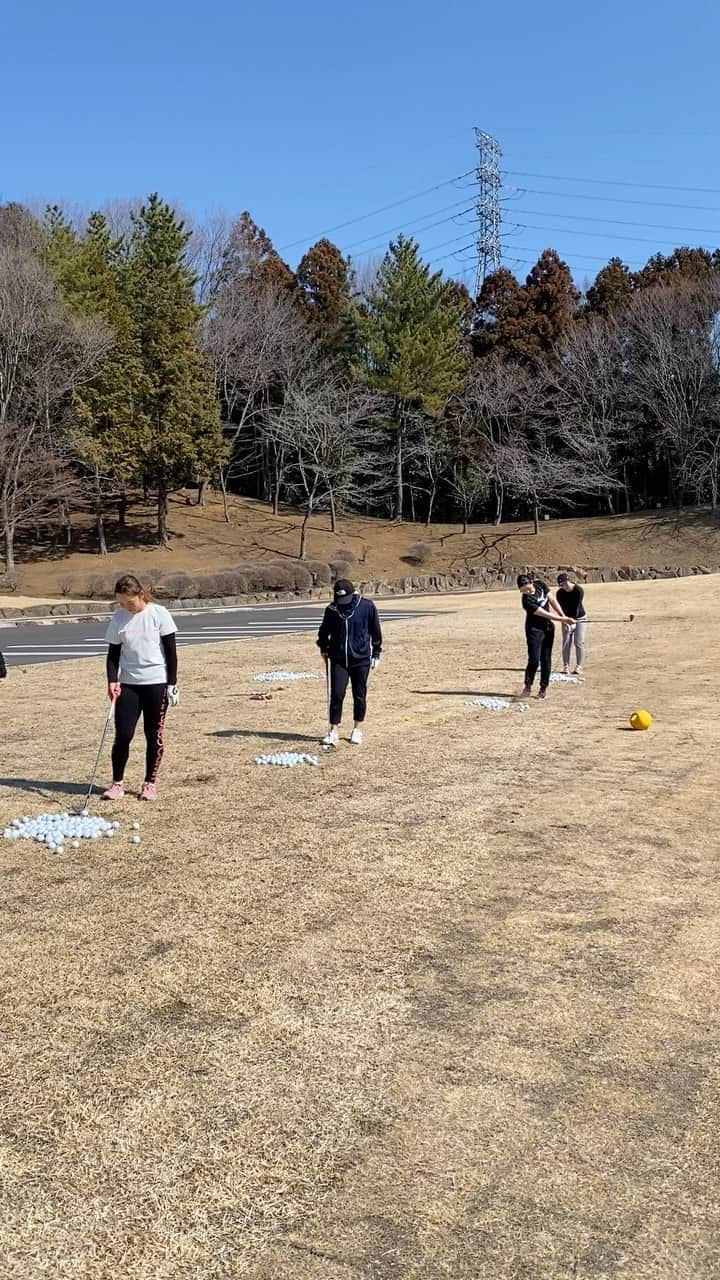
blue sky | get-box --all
[2,0,719,289]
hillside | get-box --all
[4,491,720,599]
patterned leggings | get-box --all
[111,683,168,783]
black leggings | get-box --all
[329,663,370,725]
[111,684,168,783]
[525,626,554,691]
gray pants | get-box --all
[562,620,587,669]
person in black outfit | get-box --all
[317,579,382,746]
[517,574,574,700]
[0,648,6,680]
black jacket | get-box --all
[317,594,382,666]
[0,649,5,679]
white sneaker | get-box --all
[321,729,339,747]
[350,728,363,745]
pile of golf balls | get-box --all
[2,812,120,849]
[254,752,319,767]
[465,696,528,713]
[550,673,584,685]
[254,671,320,683]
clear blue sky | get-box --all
[2,0,719,288]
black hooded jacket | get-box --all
[317,594,383,667]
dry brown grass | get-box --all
[1,577,719,1278]
[8,490,720,598]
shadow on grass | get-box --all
[0,777,85,798]
[209,729,320,743]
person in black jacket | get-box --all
[316,579,382,746]
[0,648,6,679]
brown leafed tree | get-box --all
[636,246,720,291]
[472,267,530,361]
[523,249,580,358]
[218,212,295,295]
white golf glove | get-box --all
[371,655,381,670]
[167,685,180,707]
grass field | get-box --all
[7,490,720,598]
[1,577,719,1278]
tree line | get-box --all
[1,193,719,574]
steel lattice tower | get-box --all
[474,129,502,294]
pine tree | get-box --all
[356,235,467,519]
[296,238,355,357]
[124,195,225,546]
[586,257,635,317]
[44,209,148,551]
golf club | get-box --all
[79,694,117,815]
[322,657,334,749]
[582,614,635,624]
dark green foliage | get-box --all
[123,195,226,544]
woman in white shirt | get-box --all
[102,574,178,802]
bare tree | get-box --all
[0,247,108,574]
[455,359,537,525]
[187,210,233,307]
[202,279,314,518]
[625,282,720,509]
[544,316,626,513]
[448,464,489,533]
[272,372,381,557]
[497,426,614,535]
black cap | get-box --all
[333,578,355,603]
[557,572,570,584]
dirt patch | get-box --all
[3,489,720,599]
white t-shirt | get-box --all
[105,603,176,685]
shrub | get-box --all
[86,573,119,599]
[302,559,331,586]
[334,547,357,565]
[406,542,433,565]
[154,572,196,599]
[329,559,351,580]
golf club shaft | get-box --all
[582,616,635,624]
[82,700,115,811]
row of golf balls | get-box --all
[254,671,320,683]
[465,696,528,713]
[3,813,142,847]
[254,752,319,767]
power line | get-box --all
[504,168,720,197]
[278,168,475,252]
[508,186,720,215]
[502,242,638,265]
[505,206,720,237]
[339,197,475,255]
[506,221,716,248]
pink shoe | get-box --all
[102,782,125,801]
[139,782,157,801]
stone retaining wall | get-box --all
[1,563,717,622]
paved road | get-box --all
[0,602,436,668]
